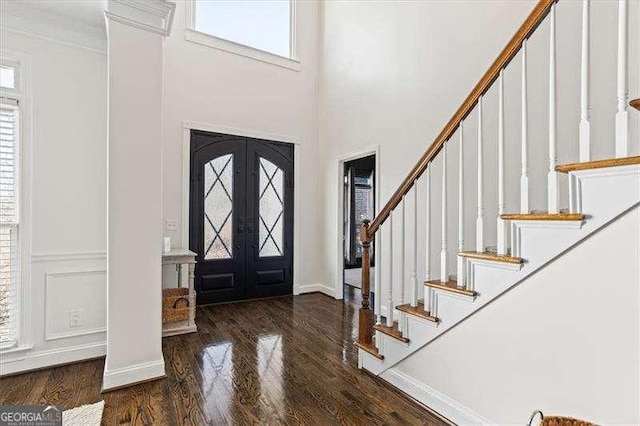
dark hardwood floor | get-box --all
[0,290,449,425]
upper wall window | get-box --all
[187,0,299,71]
[195,1,291,58]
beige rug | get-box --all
[63,401,104,425]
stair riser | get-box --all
[360,165,640,376]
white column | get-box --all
[615,0,629,158]
[410,183,418,307]
[457,123,465,288]
[521,41,530,214]
[579,0,591,162]
[375,224,382,325]
[476,97,485,252]
[497,71,508,255]
[103,0,175,392]
[386,215,394,327]
[398,197,406,332]
[548,4,559,214]
[440,144,448,283]
[424,167,431,312]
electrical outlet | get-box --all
[69,309,82,328]
[165,220,178,231]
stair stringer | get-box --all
[359,164,640,375]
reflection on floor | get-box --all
[0,293,449,425]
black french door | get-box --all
[189,131,294,305]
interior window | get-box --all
[194,0,291,58]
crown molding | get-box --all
[105,0,175,36]
[0,2,107,53]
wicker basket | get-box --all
[529,410,598,426]
[162,288,190,324]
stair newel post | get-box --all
[521,40,530,214]
[374,223,382,326]
[440,143,448,284]
[497,70,508,256]
[457,122,465,288]
[410,183,418,307]
[359,219,374,346]
[424,167,431,312]
[615,0,629,158]
[579,0,591,162]
[548,3,559,214]
[386,214,394,327]
[476,97,485,252]
[398,196,406,332]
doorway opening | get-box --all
[189,130,294,305]
[342,154,376,300]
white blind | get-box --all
[0,99,19,348]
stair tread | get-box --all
[556,156,640,173]
[425,279,477,297]
[355,338,384,360]
[458,251,523,264]
[373,322,410,343]
[501,212,585,221]
[396,302,439,323]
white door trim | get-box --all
[335,146,380,300]
[180,121,301,295]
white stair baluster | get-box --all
[398,197,405,332]
[386,213,394,327]
[440,144,448,284]
[548,4,559,214]
[424,167,431,312]
[615,0,629,158]
[476,97,485,251]
[521,40,529,214]
[375,223,382,325]
[411,183,418,307]
[497,70,508,255]
[457,123,465,288]
[579,0,591,162]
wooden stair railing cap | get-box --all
[366,0,558,238]
[631,98,640,111]
[556,156,640,173]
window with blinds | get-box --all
[0,86,20,348]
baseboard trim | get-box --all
[295,283,336,298]
[0,341,106,376]
[380,368,493,425]
[102,358,166,392]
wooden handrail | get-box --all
[367,0,557,238]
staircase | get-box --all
[354,0,639,413]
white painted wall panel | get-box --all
[0,31,107,375]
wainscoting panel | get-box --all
[45,269,107,341]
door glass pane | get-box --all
[204,154,233,260]
[259,158,284,257]
[354,177,373,258]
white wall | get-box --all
[395,205,640,424]
[319,0,640,300]
[0,31,107,374]
[161,0,322,292]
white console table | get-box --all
[162,248,197,337]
